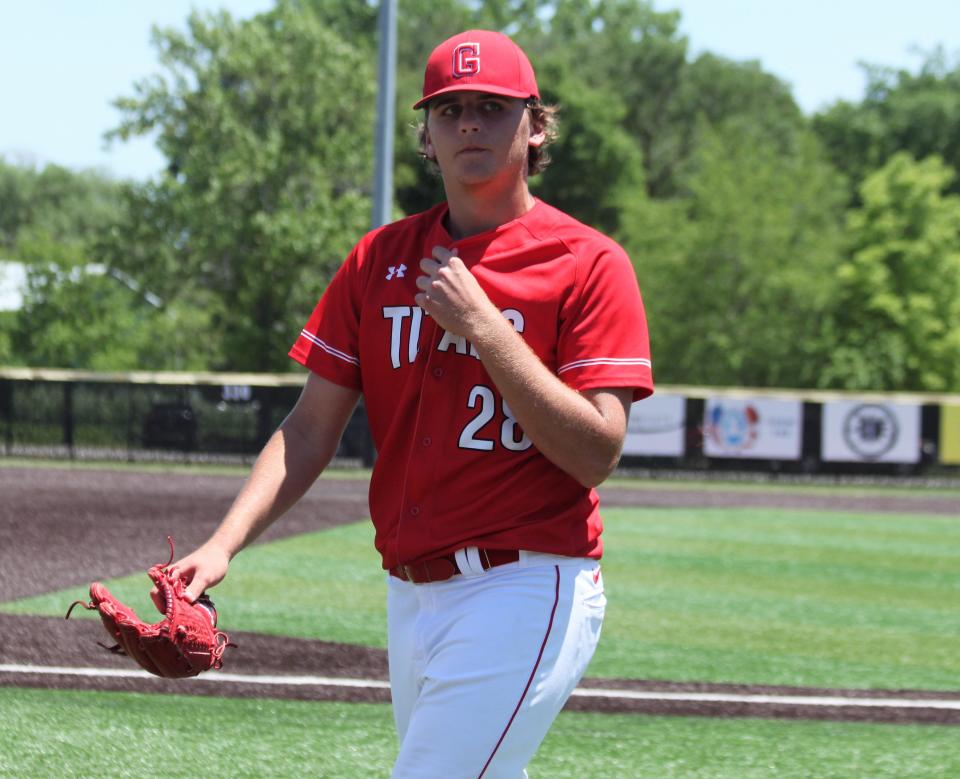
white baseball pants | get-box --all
[387,551,606,779]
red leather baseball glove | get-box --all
[66,537,232,678]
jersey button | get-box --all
[422,436,432,447]
[409,505,421,517]
[433,367,444,378]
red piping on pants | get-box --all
[477,565,561,778]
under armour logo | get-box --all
[386,264,407,280]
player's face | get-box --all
[424,92,545,189]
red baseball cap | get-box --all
[413,30,540,110]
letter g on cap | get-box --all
[452,42,480,77]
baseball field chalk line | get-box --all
[3,664,960,710]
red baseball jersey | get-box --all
[289,198,653,570]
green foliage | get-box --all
[625,121,846,387]
[539,0,689,198]
[106,1,376,371]
[9,227,218,370]
[0,160,209,370]
[808,52,960,391]
[531,65,645,234]
[396,1,803,216]
[814,49,960,199]
[820,152,960,391]
[531,2,804,199]
[0,159,120,250]
[683,52,803,139]
[0,311,14,363]
[12,229,141,370]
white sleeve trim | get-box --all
[298,329,360,366]
[557,357,651,375]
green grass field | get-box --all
[3,688,958,778]
[3,500,960,776]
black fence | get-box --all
[0,373,374,466]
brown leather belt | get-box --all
[390,549,520,584]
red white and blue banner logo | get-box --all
[703,398,803,460]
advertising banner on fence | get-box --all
[821,401,921,463]
[940,403,960,465]
[623,394,686,457]
[702,398,802,459]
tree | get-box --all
[814,50,960,199]
[0,159,120,251]
[0,161,33,251]
[0,305,14,364]
[531,0,688,199]
[530,65,646,235]
[105,1,376,371]
[8,225,218,371]
[528,1,804,199]
[679,52,805,155]
[0,160,170,370]
[623,120,847,388]
[820,153,960,391]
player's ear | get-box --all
[424,133,436,159]
[416,110,437,163]
[527,105,546,148]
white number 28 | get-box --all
[458,385,532,452]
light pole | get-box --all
[372,0,397,228]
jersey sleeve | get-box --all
[288,245,364,391]
[556,242,653,401]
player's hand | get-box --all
[414,246,498,338]
[150,542,230,608]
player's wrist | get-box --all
[204,535,239,563]
[464,302,510,348]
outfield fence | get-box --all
[0,368,373,467]
[1,368,958,478]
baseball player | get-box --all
[162,30,652,778]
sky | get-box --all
[1,0,959,182]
